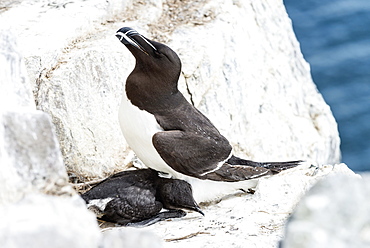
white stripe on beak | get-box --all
[139,35,157,52]
[117,30,158,54]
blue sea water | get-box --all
[284,0,370,172]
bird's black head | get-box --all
[157,178,204,216]
[116,27,182,110]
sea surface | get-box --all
[284,0,370,172]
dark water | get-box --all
[284,0,370,171]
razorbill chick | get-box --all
[81,169,203,226]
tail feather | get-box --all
[226,155,303,172]
[198,157,302,182]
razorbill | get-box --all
[115,27,302,203]
[81,169,203,226]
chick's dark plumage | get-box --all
[81,169,202,226]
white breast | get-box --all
[118,92,182,176]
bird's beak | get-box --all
[190,202,205,216]
[195,206,205,216]
[115,27,157,56]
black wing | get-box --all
[152,130,232,178]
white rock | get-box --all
[101,228,163,248]
[0,0,134,82]
[0,23,105,248]
[0,0,164,179]
[0,110,74,204]
[282,172,369,248]
[0,31,34,109]
[0,30,73,203]
[0,194,101,248]
[35,30,134,179]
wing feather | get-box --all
[152,130,232,178]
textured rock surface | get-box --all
[0,194,101,248]
[0,110,73,204]
[105,163,356,248]
[35,34,132,179]
[0,31,35,108]
[1,0,340,180]
[0,29,102,248]
[0,31,73,203]
[101,228,163,248]
[0,0,137,179]
[282,173,370,248]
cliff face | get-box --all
[0,30,102,247]
[0,0,340,180]
[0,1,349,247]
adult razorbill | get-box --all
[115,27,301,203]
